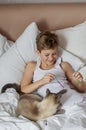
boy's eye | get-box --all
[45,54,49,57]
[53,53,56,55]
[45,53,57,57]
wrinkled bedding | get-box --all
[0,88,86,130]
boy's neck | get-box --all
[40,62,55,70]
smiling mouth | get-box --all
[48,60,56,63]
[48,61,54,63]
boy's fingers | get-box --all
[47,73,55,78]
[73,72,83,78]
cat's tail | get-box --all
[1,83,24,95]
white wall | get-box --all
[0,0,86,4]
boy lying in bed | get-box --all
[21,31,85,99]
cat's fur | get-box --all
[16,89,67,121]
[1,83,67,121]
[1,83,24,95]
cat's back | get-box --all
[16,93,43,118]
[20,93,42,101]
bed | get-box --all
[0,3,86,130]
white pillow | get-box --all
[0,22,39,91]
[0,34,14,57]
[55,21,86,63]
[58,46,85,71]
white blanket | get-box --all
[0,88,86,130]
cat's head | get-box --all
[45,89,67,102]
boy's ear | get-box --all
[36,50,41,55]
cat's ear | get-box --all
[46,89,50,96]
[57,89,67,95]
[56,89,67,100]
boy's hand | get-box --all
[72,72,85,92]
[72,72,83,82]
[41,73,55,84]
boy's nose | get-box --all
[49,55,53,60]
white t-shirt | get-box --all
[33,57,84,107]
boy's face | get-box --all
[36,47,58,66]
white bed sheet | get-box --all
[0,88,86,130]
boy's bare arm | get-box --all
[21,62,54,93]
[61,61,85,92]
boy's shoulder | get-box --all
[60,61,72,70]
[26,61,37,69]
[27,61,37,65]
[61,61,71,65]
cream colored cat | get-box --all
[16,89,67,121]
[1,83,67,121]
